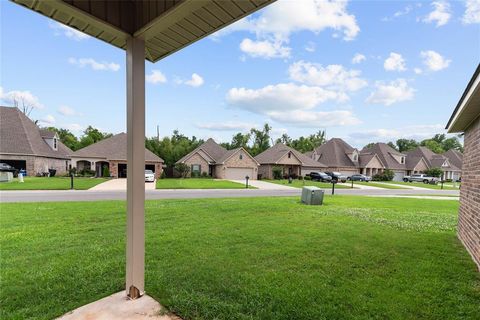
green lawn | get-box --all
[387,181,460,190]
[265,179,352,189]
[352,181,409,189]
[1,197,479,319]
[0,177,108,190]
[156,178,253,189]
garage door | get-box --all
[225,167,254,180]
[393,171,405,181]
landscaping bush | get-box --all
[304,176,312,181]
[372,169,395,181]
[201,172,208,178]
[191,171,200,178]
[425,167,443,178]
[160,171,166,179]
[78,169,95,177]
[272,166,283,180]
[102,166,110,178]
[175,163,190,178]
[298,176,303,180]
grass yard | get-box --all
[387,181,460,190]
[156,178,253,189]
[1,196,479,319]
[0,177,108,190]
[265,179,351,189]
[352,181,409,189]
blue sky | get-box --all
[1,0,479,148]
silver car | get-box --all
[145,170,155,182]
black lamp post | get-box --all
[245,175,249,189]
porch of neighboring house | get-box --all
[360,167,384,176]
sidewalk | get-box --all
[89,178,156,191]
[228,180,297,190]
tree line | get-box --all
[45,124,463,168]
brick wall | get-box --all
[458,116,480,270]
[0,154,68,176]
[183,153,209,177]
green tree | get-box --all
[396,139,418,153]
[425,167,443,178]
[230,132,251,150]
[421,139,444,154]
[276,133,292,145]
[250,123,271,156]
[78,126,112,149]
[45,127,79,150]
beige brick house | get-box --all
[176,138,258,180]
[0,106,72,176]
[446,63,480,270]
[255,143,327,179]
[71,133,164,179]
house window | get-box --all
[401,157,405,164]
[53,138,57,149]
[191,164,201,175]
[353,154,358,161]
[288,152,291,158]
[239,154,243,160]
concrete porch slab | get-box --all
[56,292,180,320]
[89,178,157,191]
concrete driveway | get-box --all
[229,179,297,190]
[90,178,156,191]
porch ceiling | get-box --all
[11,0,274,62]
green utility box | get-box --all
[301,186,324,205]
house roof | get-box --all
[312,138,357,168]
[446,63,480,133]
[361,143,405,170]
[12,0,274,63]
[442,149,463,169]
[405,155,426,171]
[39,129,57,139]
[72,132,163,162]
[0,106,71,159]
[177,139,258,165]
[255,143,326,167]
[406,146,460,171]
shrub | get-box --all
[175,163,190,178]
[160,171,166,179]
[272,166,283,180]
[78,169,95,177]
[425,167,443,178]
[191,171,200,178]
[372,169,395,181]
[298,176,303,180]
[201,171,208,178]
[304,176,312,181]
[102,166,110,177]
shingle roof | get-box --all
[405,155,424,170]
[177,138,228,164]
[361,143,405,170]
[72,133,163,162]
[313,138,357,168]
[442,149,463,169]
[406,146,460,171]
[0,106,71,159]
[255,143,326,167]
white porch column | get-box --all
[126,36,145,299]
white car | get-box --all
[145,170,155,182]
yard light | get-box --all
[331,180,336,195]
[70,173,74,190]
[245,175,249,189]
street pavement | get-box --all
[0,188,460,203]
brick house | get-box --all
[255,143,327,179]
[446,63,480,270]
[406,147,461,181]
[0,106,72,176]
[176,138,258,180]
[71,133,164,179]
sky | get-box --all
[1,0,479,148]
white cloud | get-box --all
[240,37,291,59]
[68,58,120,71]
[215,0,359,58]
[288,61,367,92]
[383,52,407,72]
[366,79,415,106]
[0,87,44,109]
[182,73,204,87]
[226,82,358,127]
[146,70,167,84]
[423,1,451,27]
[382,4,417,21]
[414,68,423,74]
[63,123,84,132]
[227,83,347,113]
[351,53,366,64]
[196,121,255,131]
[49,22,90,41]
[39,114,56,125]
[420,50,451,71]
[57,105,81,116]
[348,124,445,145]
[463,0,480,24]
[268,110,361,127]
[305,41,316,53]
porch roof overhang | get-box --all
[12,0,274,63]
[446,63,480,133]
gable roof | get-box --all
[177,138,228,164]
[361,143,405,170]
[442,149,463,169]
[72,133,163,162]
[406,146,460,171]
[255,143,326,167]
[0,106,71,159]
[312,138,357,168]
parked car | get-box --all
[403,174,439,184]
[325,171,348,183]
[145,170,155,182]
[308,172,332,182]
[0,162,19,177]
[347,174,372,182]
